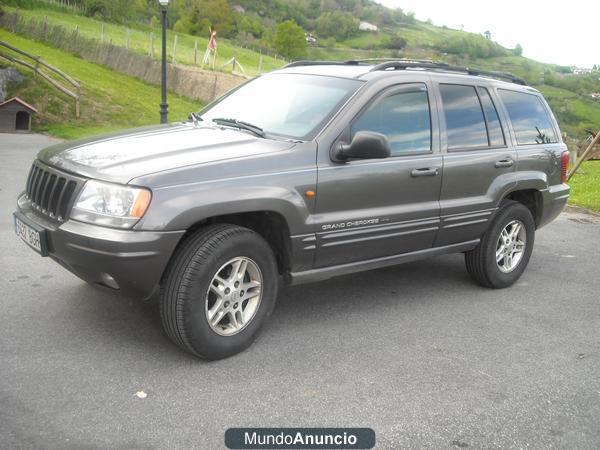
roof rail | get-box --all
[283,60,365,68]
[370,60,527,85]
[284,58,447,68]
[346,58,450,66]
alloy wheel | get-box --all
[496,220,527,273]
[205,257,263,336]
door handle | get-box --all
[494,158,514,168]
[411,167,439,177]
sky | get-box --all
[375,0,598,68]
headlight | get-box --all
[71,180,152,229]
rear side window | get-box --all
[498,89,558,145]
[440,84,489,149]
[351,85,431,155]
[478,87,505,146]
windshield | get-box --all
[200,74,363,140]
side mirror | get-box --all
[334,131,391,161]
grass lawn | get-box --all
[569,161,600,212]
[5,6,286,76]
[0,28,200,140]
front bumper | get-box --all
[539,183,570,228]
[15,196,185,300]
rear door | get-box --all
[314,81,443,267]
[496,88,565,186]
[434,81,517,247]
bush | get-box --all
[383,34,407,50]
[273,20,307,60]
[316,11,358,40]
[437,34,508,59]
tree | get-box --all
[170,0,234,37]
[273,20,307,60]
[316,11,358,40]
[514,43,523,56]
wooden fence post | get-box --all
[125,29,130,50]
[194,39,198,66]
[12,10,20,33]
[76,84,81,118]
[172,34,178,64]
[568,131,600,181]
[258,54,263,74]
[149,32,154,58]
[100,24,104,45]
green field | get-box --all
[5,7,286,76]
[0,28,200,139]
[569,161,600,212]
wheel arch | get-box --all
[170,210,293,276]
[502,189,544,227]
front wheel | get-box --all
[465,201,535,289]
[160,224,279,360]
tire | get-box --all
[465,201,535,289]
[160,224,279,360]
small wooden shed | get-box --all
[0,97,38,132]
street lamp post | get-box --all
[158,0,169,124]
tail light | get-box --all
[560,151,570,183]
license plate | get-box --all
[14,214,48,256]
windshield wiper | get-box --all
[211,118,266,138]
[189,112,203,125]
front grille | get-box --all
[25,162,81,221]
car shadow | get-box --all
[51,253,481,362]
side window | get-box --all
[498,89,558,145]
[351,86,431,155]
[440,84,488,149]
[478,87,505,146]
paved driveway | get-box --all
[1,133,599,449]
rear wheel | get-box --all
[465,201,535,289]
[160,224,279,359]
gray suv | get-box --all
[14,60,570,359]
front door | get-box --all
[314,82,443,268]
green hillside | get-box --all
[2,0,598,140]
[0,28,200,139]
[2,5,286,76]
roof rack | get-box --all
[283,59,527,86]
[283,60,365,68]
[284,59,446,68]
[345,58,450,66]
[370,60,527,85]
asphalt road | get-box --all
[1,133,599,449]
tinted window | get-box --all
[351,87,431,155]
[440,84,488,149]
[478,87,505,146]
[499,89,558,145]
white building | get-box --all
[359,21,379,32]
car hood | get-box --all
[38,123,296,184]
